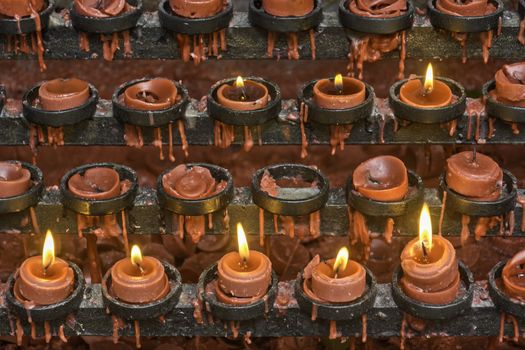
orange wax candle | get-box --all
[313,74,366,109]
[400,63,452,108]
[217,76,269,111]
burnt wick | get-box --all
[421,241,428,258]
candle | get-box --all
[216,76,269,111]
[436,0,496,16]
[14,230,75,305]
[68,167,125,200]
[445,151,502,201]
[313,74,366,109]
[110,245,170,304]
[162,164,227,200]
[502,250,525,300]
[123,78,178,111]
[74,0,128,17]
[0,0,45,17]
[169,0,224,18]
[400,64,452,108]
[0,161,31,198]
[400,204,460,304]
[216,223,272,304]
[348,0,407,18]
[262,0,314,17]
[309,247,366,303]
[38,78,90,111]
[352,155,408,202]
[490,63,525,107]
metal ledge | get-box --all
[0,11,524,60]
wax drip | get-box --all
[78,30,132,61]
[460,215,470,245]
[214,120,235,148]
[487,117,496,139]
[374,97,397,144]
[438,191,447,235]
[83,231,102,283]
[134,320,141,348]
[266,30,316,60]
[384,217,394,243]
[28,125,65,157]
[192,297,204,324]
[465,98,486,142]
[517,196,525,232]
[259,208,265,246]
[58,324,67,343]
[15,319,23,346]
[299,102,309,158]
[111,315,121,344]
[153,127,164,160]
[400,313,407,350]
[361,313,368,343]
[44,320,51,343]
[329,320,340,339]
[175,30,227,63]
[30,322,36,339]
[474,216,500,240]
[350,210,370,251]
[123,124,144,147]
[281,216,295,238]
[230,320,240,339]
[499,312,520,343]
[309,211,321,239]
[329,124,353,155]
[519,18,525,45]
[243,126,254,152]
[450,29,496,64]
[311,304,318,321]
[121,210,129,255]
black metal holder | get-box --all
[438,169,517,217]
[207,77,281,126]
[198,263,278,321]
[483,80,525,124]
[158,0,233,35]
[297,79,375,125]
[5,262,85,323]
[338,0,414,35]
[389,76,466,124]
[519,0,525,22]
[488,261,525,318]
[157,163,234,216]
[0,0,54,34]
[346,170,424,217]
[427,0,503,33]
[0,161,43,214]
[70,0,143,34]
[248,0,323,33]
[60,162,138,216]
[295,265,377,321]
[391,261,474,320]
[101,261,182,320]
[112,78,189,127]
[22,83,99,128]
[251,163,329,216]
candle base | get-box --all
[488,261,525,319]
[427,0,503,33]
[295,265,377,321]
[0,161,43,214]
[6,261,85,323]
[158,0,233,35]
[391,261,474,320]
[102,261,182,320]
[248,0,322,33]
[339,0,414,35]
[60,163,138,216]
[198,263,278,321]
[70,0,143,34]
[483,80,525,124]
[0,0,53,34]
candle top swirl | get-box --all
[348,0,407,18]
[162,164,227,200]
[68,167,130,200]
[74,0,135,17]
[491,62,525,107]
[435,0,496,16]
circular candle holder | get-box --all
[389,77,466,124]
[0,0,54,34]
[22,82,99,128]
[112,78,189,127]
[488,261,525,318]
[346,170,424,217]
[295,266,377,321]
[427,0,503,33]
[198,263,278,321]
[438,169,517,217]
[391,261,474,320]
[60,162,138,216]
[248,0,323,33]
[70,0,143,34]
[483,80,525,124]
[208,77,281,126]
[6,262,85,323]
[158,0,233,35]
[157,163,234,216]
[338,0,414,34]
[297,79,375,125]
[0,161,44,214]
[101,261,182,320]
[251,164,329,216]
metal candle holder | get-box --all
[391,261,474,320]
[0,0,54,35]
[295,266,377,321]
[70,0,143,34]
[389,77,466,124]
[488,261,525,318]
[248,0,323,33]
[0,161,43,214]
[338,0,414,34]
[60,162,138,216]
[427,0,503,33]
[483,80,525,124]
[297,79,375,125]
[198,263,278,321]
[22,82,99,128]
[112,78,189,127]
[101,261,182,320]
[6,262,85,323]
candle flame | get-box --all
[237,223,250,262]
[235,76,245,89]
[333,247,349,276]
[424,63,434,94]
[334,74,344,92]
[419,203,433,252]
[42,230,55,271]
[131,245,143,268]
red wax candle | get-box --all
[313,74,366,109]
[123,78,178,111]
[38,78,90,111]
[262,0,314,16]
[169,0,224,18]
[0,161,31,198]
[400,64,452,108]
[162,164,226,200]
[502,250,525,300]
[491,62,525,107]
[217,76,269,111]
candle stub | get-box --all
[0,0,45,17]
[353,156,408,202]
[262,0,314,17]
[74,0,134,17]
[216,78,269,111]
[162,165,226,200]
[38,78,90,111]
[436,0,496,16]
[169,0,224,18]
[348,0,407,17]
[490,63,525,107]
[123,78,178,111]
[68,167,130,200]
[0,162,31,198]
[313,76,366,110]
[260,170,320,201]
[502,250,525,300]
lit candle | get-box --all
[216,223,272,304]
[400,204,460,304]
[502,250,525,300]
[110,245,170,304]
[14,230,75,305]
[313,73,366,109]
[0,161,31,198]
[216,76,269,111]
[399,63,452,108]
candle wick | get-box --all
[240,87,247,101]
[136,263,145,276]
[241,257,248,269]
[421,241,428,258]
[471,146,477,164]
